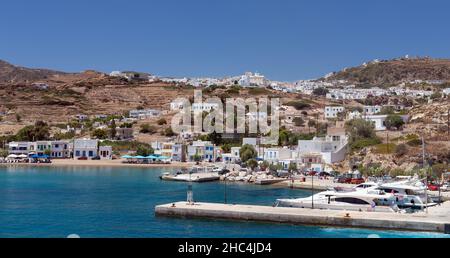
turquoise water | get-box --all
[0,166,448,238]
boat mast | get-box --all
[422,135,428,214]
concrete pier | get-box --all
[155,201,450,234]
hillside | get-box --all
[0,59,70,83]
[324,57,450,87]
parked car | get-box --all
[441,184,449,192]
[308,171,317,176]
[428,184,440,191]
[91,156,101,160]
[336,176,352,184]
[77,156,88,160]
[351,178,365,184]
[318,172,331,177]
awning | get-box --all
[31,154,49,159]
[121,155,133,159]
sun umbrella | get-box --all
[121,155,133,159]
[7,154,18,158]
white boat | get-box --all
[276,189,399,213]
[159,166,220,182]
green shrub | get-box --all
[407,138,422,146]
[285,101,310,110]
[351,137,382,150]
[140,124,156,134]
[394,143,408,157]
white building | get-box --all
[7,142,35,155]
[246,112,268,121]
[50,141,71,158]
[187,140,217,162]
[31,82,49,90]
[443,88,450,96]
[361,114,409,131]
[363,106,382,115]
[192,103,220,113]
[263,147,293,162]
[239,72,267,87]
[129,109,161,119]
[297,128,348,164]
[222,147,241,164]
[99,146,113,160]
[324,106,345,119]
[73,139,99,160]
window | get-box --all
[334,197,369,205]
[75,151,80,157]
[88,151,94,157]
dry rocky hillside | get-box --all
[0,59,319,134]
[325,57,450,87]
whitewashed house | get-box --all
[363,106,382,115]
[99,146,113,160]
[129,109,161,119]
[297,128,348,164]
[73,139,99,159]
[361,114,409,131]
[7,142,35,155]
[443,88,450,96]
[222,147,241,164]
[324,106,345,119]
[187,140,217,162]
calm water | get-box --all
[0,166,448,238]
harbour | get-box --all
[155,201,450,234]
[2,165,449,238]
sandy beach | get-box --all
[0,158,193,168]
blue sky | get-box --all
[1,0,449,81]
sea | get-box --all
[0,166,448,238]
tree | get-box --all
[92,129,108,139]
[293,117,305,127]
[164,127,176,137]
[307,119,316,134]
[345,119,381,150]
[110,120,117,139]
[246,159,258,171]
[157,118,167,125]
[385,115,404,130]
[221,143,231,153]
[378,106,395,115]
[136,145,154,156]
[260,160,270,171]
[207,131,222,145]
[140,124,156,134]
[193,154,202,162]
[120,122,134,128]
[15,121,50,141]
[312,87,329,96]
[288,162,298,173]
[0,149,8,158]
[239,144,257,163]
[44,149,52,156]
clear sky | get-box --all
[1,0,449,81]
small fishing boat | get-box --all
[159,166,220,182]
